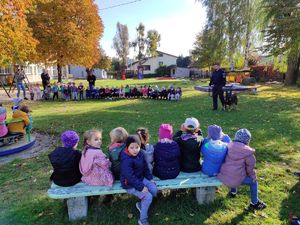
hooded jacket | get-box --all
[48,147,82,187]
[109,143,126,180]
[80,147,113,186]
[7,110,30,134]
[217,141,257,188]
[153,139,181,180]
[120,149,153,191]
[201,139,228,176]
[173,130,203,172]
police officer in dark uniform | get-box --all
[209,62,226,110]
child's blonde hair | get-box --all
[110,127,128,144]
[83,129,102,156]
[136,127,149,148]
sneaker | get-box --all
[136,202,141,214]
[138,219,149,225]
[24,97,28,100]
[246,200,267,211]
[228,191,237,198]
[294,172,300,177]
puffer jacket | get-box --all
[217,141,257,188]
[153,139,180,180]
[201,139,228,176]
[0,107,8,137]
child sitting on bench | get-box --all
[108,127,128,180]
[80,129,114,186]
[218,128,267,211]
[120,135,157,225]
[173,117,203,172]
[48,130,82,187]
[201,124,230,177]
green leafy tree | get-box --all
[176,56,191,68]
[262,0,300,85]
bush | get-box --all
[155,65,170,77]
[241,77,256,85]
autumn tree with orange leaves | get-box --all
[28,0,103,82]
[0,0,38,66]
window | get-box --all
[159,61,163,66]
[0,67,10,74]
[143,65,150,71]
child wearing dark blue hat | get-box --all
[48,130,82,187]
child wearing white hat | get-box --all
[173,117,203,172]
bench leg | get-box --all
[67,197,88,221]
[195,187,216,205]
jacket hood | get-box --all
[227,141,255,160]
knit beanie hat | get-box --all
[0,107,6,114]
[207,124,223,140]
[159,124,173,139]
[61,130,80,148]
[234,128,251,145]
[125,135,141,148]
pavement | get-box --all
[0,88,30,103]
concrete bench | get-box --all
[48,172,222,221]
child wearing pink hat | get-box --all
[153,124,181,180]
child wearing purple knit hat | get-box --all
[201,124,230,176]
[48,130,82,187]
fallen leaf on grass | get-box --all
[164,217,169,221]
[38,212,44,217]
[128,213,133,219]
[189,213,194,217]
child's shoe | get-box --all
[246,200,267,211]
[228,191,237,198]
[138,219,150,225]
[136,202,141,213]
[294,172,300,177]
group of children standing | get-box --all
[28,82,182,102]
[49,117,266,225]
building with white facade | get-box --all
[68,65,107,79]
[130,51,178,74]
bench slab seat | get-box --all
[48,172,222,220]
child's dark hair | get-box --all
[82,129,102,156]
[126,135,141,148]
[136,127,149,149]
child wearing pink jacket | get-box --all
[80,129,114,186]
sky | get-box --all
[95,0,207,58]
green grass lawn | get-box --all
[0,79,299,225]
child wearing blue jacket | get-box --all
[120,135,157,225]
[201,125,231,176]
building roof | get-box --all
[130,51,178,66]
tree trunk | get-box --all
[244,22,251,69]
[57,64,62,83]
[285,52,300,85]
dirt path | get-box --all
[0,132,58,165]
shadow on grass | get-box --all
[280,179,300,225]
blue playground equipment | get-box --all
[0,120,36,156]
